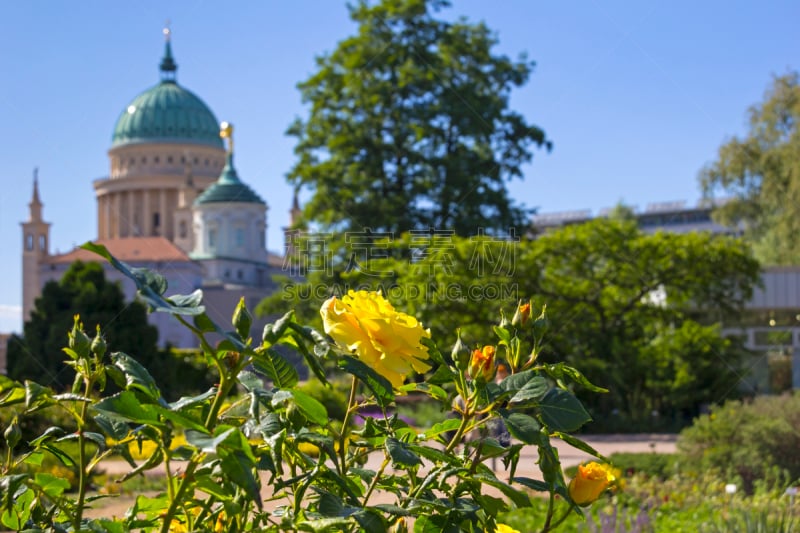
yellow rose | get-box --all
[494,525,521,533]
[568,461,616,506]
[321,290,432,388]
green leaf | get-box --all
[553,431,608,462]
[291,389,329,426]
[512,476,549,492]
[501,412,542,445]
[397,382,448,401]
[219,449,262,509]
[421,418,461,441]
[111,352,161,400]
[81,242,206,315]
[168,387,217,412]
[499,369,537,392]
[338,356,394,408]
[508,376,548,405]
[473,473,531,508]
[541,363,608,393]
[185,427,236,453]
[413,515,460,533]
[252,347,299,389]
[24,381,54,411]
[353,509,386,532]
[385,437,422,468]
[33,472,71,499]
[1,487,33,530]
[538,388,592,432]
[92,391,164,427]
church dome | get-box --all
[195,153,265,205]
[111,33,223,149]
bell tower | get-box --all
[21,169,51,322]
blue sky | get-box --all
[1,1,798,333]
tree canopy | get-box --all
[6,261,213,399]
[287,0,549,235]
[700,72,800,265]
[262,220,761,426]
[7,261,159,390]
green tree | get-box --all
[6,261,212,399]
[519,219,760,426]
[264,220,761,426]
[700,72,800,265]
[287,0,549,235]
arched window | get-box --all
[179,220,188,239]
[208,229,217,248]
[38,235,46,251]
[25,234,33,251]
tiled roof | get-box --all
[47,237,191,264]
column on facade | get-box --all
[160,189,168,239]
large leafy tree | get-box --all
[287,0,549,235]
[700,72,800,265]
[6,261,212,399]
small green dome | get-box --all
[111,39,223,149]
[195,154,265,205]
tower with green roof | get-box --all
[191,123,270,286]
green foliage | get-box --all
[7,261,159,391]
[264,219,761,427]
[0,242,605,531]
[677,393,800,494]
[287,0,549,235]
[6,261,215,401]
[700,72,800,265]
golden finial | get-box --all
[163,20,172,41]
[220,121,234,155]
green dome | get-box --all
[195,154,265,205]
[111,39,223,149]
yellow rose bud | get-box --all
[320,290,432,388]
[568,461,615,506]
[468,345,496,382]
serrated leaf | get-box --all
[385,437,421,468]
[421,418,461,441]
[542,363,608,393]
[499,369,537,392]
[252,347,299,389]
[338,356,394,408]
[512,476,550,492]
[81,242,206,315]
[509,376,548,404]
[538,388,592,432]
[111,352,161,400]
[291,389,328,426]
[553,431,608,462]
[185,428,236,453]
[501,412,542,445]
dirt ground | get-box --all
[83,433,677,520]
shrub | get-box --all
[677,393,800,493]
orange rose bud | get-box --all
[511,302,532,326]
[568,462,615,506]
[468,345,496,382]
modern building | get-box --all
[533,200,799,392]
[20,29,291,348]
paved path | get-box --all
[86,434,676,519]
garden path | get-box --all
[85,434,676,519]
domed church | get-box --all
[21,29,290,347]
